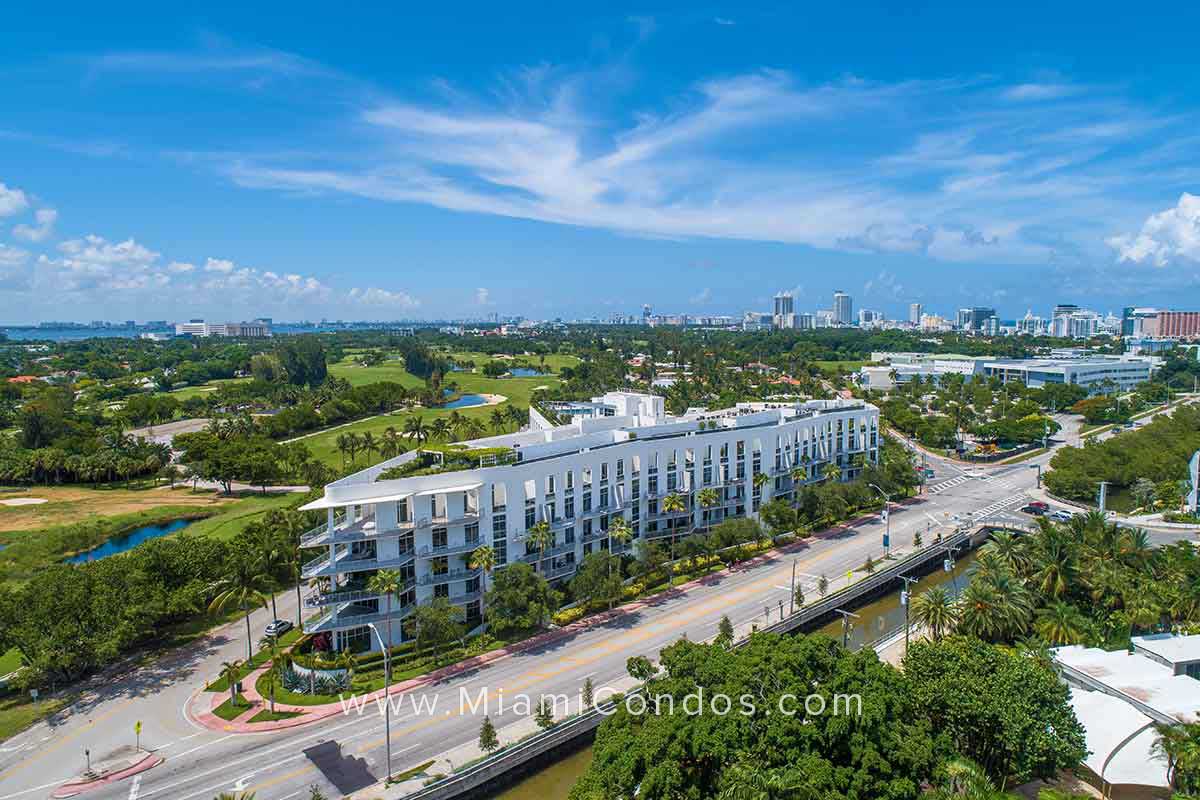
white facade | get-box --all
[908,303,922,325]
[298,393,880,651]
[982,356,1153,393]
[833,291,852,325]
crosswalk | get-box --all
[972,492,1030,519]
[927,475,970,494]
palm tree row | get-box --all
[333,405,526,467]
[909,511,1189,650]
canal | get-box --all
[496,548,979,800]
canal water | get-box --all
[816,549,977,650]
[496,549,980,800]
[66,518,196,563]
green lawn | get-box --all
[812,360,868,375]
[205,628,301,692]
[248,708,302,723]
[0,648,21,675]
[212,693,250,721]
[167,377,251,401]
[299,355,567,468]
[0,691,69,743]
[185,493,299,541]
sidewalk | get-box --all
[187,498,929,734]
[50,747,162,798]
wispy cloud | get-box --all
[215,66,1194,269]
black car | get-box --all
[1020,504,1046,516]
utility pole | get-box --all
[1098,481,1109,513]
[898,576,919,656]
[834,609,860,649]
[870,483,891,558]
[788,559,798,615]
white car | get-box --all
[1048,510,1074,522]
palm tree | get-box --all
[752,471,769,497]
[608,516,633,555]
[489,408,506,432]
[403,416,428,448]
[661,493,688,584]
[1034,601,1087,645]
[526,520,552,574]
[1152,722,1200,794]
[380,426,403,459]
[817,574,829,597]
[697,488,720,529]
[214,792,257,800]
[209,555,271,661]
[254,530,286,623]
[910,586,958,641]
[924,758,1007,800]
[335,434,350,467]
[360,432,378,461]
[469,545,496,624]
[504,404,525,429]
[429,418,452,442]
[366,569,406,677]
[219,659,242,709]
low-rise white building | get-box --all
[982,356,1153,393]
[298,392,879,651]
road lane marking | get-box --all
[128,775,142,800]
[0,699,135,782]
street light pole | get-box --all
[789,559,797,615]
[869,483,891,558]
[366,622,392,783]
[898,575,919,656]
[834,609,860,649]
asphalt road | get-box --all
[0,412,1194,800]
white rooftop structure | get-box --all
[1053,634,1200,792]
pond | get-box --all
[509,368,547,377]
[443,393,489,409]
[66,518,197,564]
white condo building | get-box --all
[298,392,879,651]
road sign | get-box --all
[882,533,890,549]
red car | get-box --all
[1027,501,1049,511]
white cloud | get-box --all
[0,183,29,217]
[12,208,58,242]
[203,257,236,273]
[475,287,491,305]
[1107,193,1200,266]
[223,69,1184,267]
[347,287,420,307]
[1003,83,1078,102]
[167,260,195,273]
[0,244,31,290]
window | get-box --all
[566,470,575,490]
[466,523,479,545]
[583,519,593,538]
[524,499,536,529]
[616,459,625,480]
[600,463,609,484]
[433,527,448,549]
[546,474,556,495]
[564,495,575,519]
[564,526,575,544]
[648,475,658,495]
[491,484,506,512]
[583,492,592,513]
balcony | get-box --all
[301,547,416,580]
[304,580,416,608]
[415,539,483,558]
[520,542,577,562]
[542,562,577,581]
[419,567,482,586]
[303,600,417,634]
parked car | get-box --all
[1048,510,1074,522]
[264,619,293,638]
[1020,504,1047,516]
[1027,501,1050,511]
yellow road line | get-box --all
[0,698,135,781]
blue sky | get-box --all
[2,2,1199,323]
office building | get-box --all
[298,392,879,650]
[908,303,922,325]
[832,291,853,325]
[772,291,795,330]
[982,356,1153,393]
[1156,311,1200,339]
[174,319,272,337]
[1016,310,1045,336]
[642,305,652,326]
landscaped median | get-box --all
[49,747,162,799]
[188,499,924,734]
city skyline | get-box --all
[2,4,1200,323]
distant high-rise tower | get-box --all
[642,304,651,326]
[909,303,923,325]
[772,291,794,329]
[833,290,852,325]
